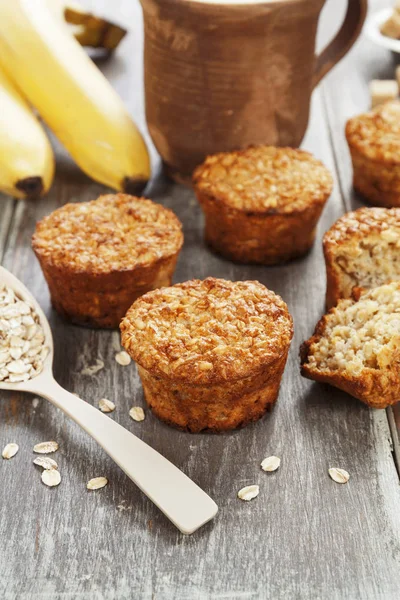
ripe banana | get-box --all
[0,64,54,199]
[0,0,150,194]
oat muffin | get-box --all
[324,207,400,308]
[121,277,293,432]
[32,194,183,328]
[346,101,400,207]
[193,146,333,265]
[300,282,400,409]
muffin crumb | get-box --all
[301,282,400,408]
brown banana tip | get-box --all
[15,176,44,199]
[123,176,149,196]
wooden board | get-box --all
[1,1,400,598]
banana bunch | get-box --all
[0,64,54,199]
[0,0,150,200]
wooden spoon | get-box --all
[0,266,218,534]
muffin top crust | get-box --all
[345,101,400,163]
[32,194,183,274]
[324,207,400,249]
[193,146,333,214]
[121,277,293,385]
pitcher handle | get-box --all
[313,0,368,88]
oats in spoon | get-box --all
[0,284,49,383]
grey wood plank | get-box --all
[0,200,16,261]
[1,1,400,599]
[321,0,400,477]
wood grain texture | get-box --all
[1,1,400,598]
[0,199,15,262]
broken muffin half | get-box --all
[300,282,400,409]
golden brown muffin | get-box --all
[324,207,400,309]
[300,282,400,409]
[121,277,293,432]
[193,146,333,265]
[346,101,400,207]
[32,194,183,329]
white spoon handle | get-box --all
[30,377,218,534]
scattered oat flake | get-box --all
[87,477,108,490]
[33,456,58,470]
[329,467,350,484]
[41,469,61,487]
[2,443,19,459]
[99,398,115,413]
[129,406,145,422]
[117,501,132,512]
[238,485,259,501]
[261,456,281,472]
[32,397,40,409]
[115,351,131,366]
[33,441,59,454]
[80,359,104,376]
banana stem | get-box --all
[15,176,44,198]
[123,176,149,196]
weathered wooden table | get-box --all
[1,0,400,598]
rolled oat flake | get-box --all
[261,456,281,472]
[129,406,145,422]
[33,441,59,454]
[2,443,19,459]
[99,398,115,413]
[33,456,58,470]
[238,485,260,501]
[329,467,350,484]
[115,351,131,366]
[41,469,61,487]
[80,359,104,376]
[87,477,108,490]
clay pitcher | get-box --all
[140,0,367,182]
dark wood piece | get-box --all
[0,1,400,598]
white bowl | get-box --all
[365,8,400,54]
